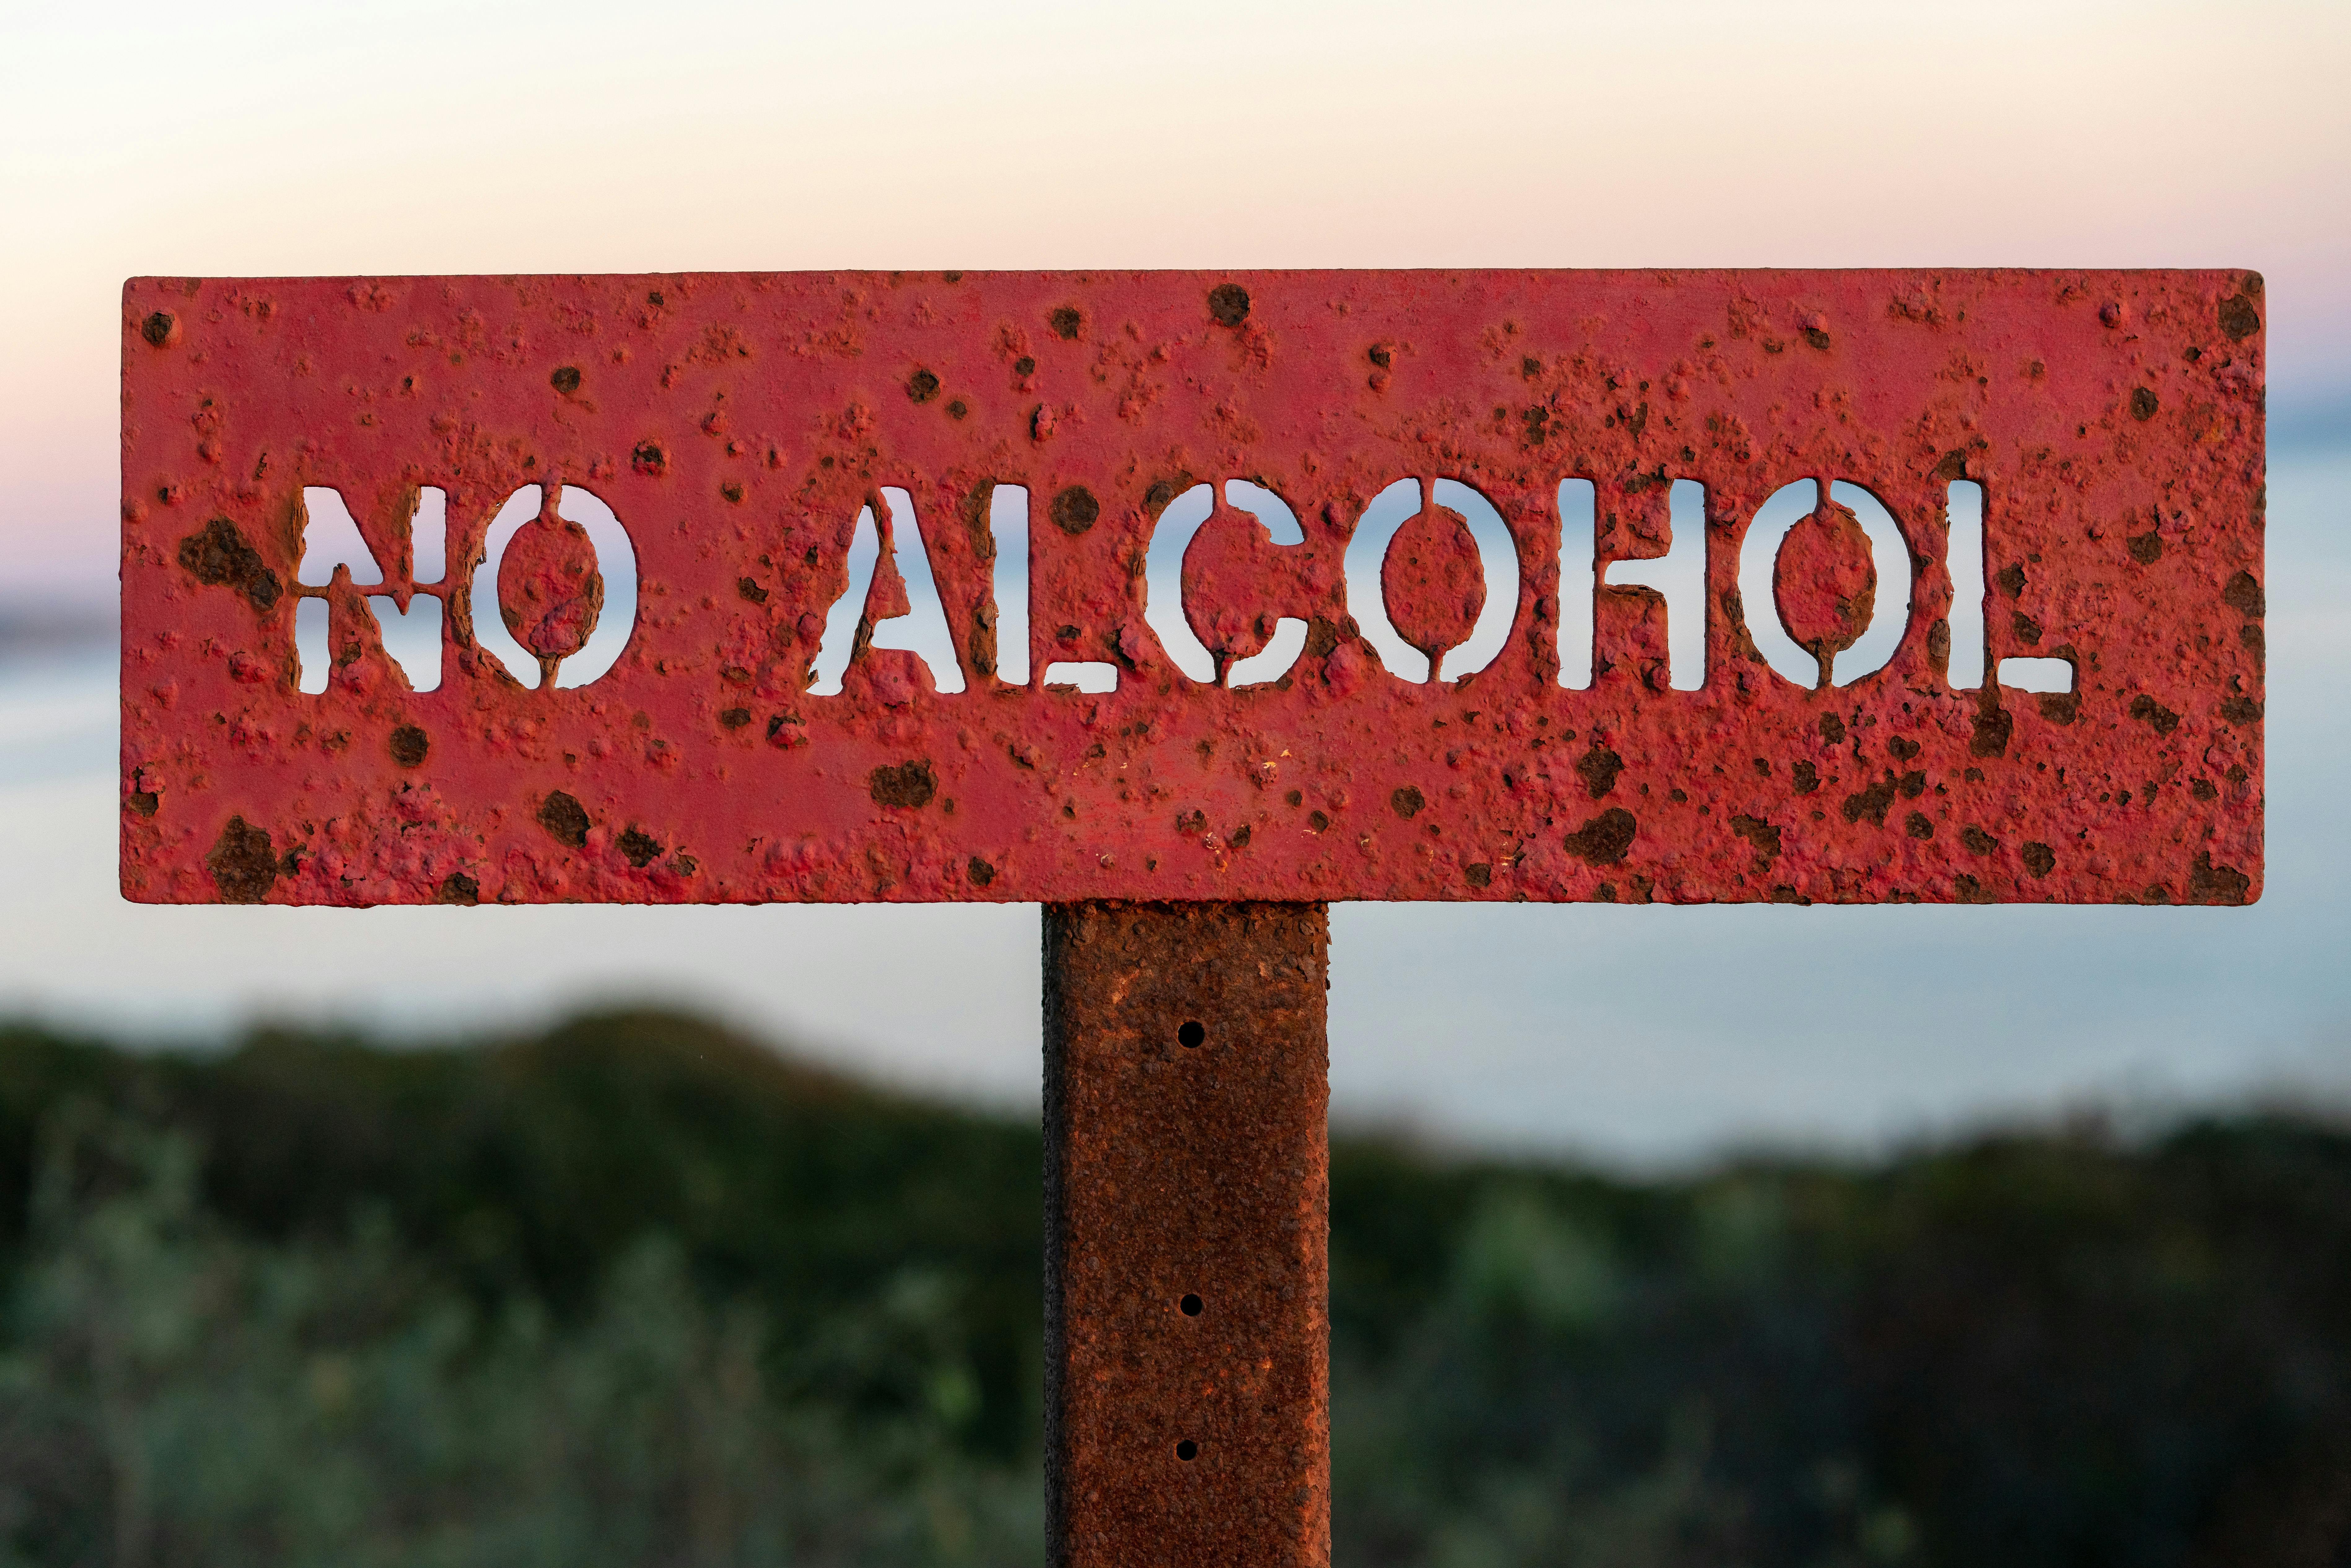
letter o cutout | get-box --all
[470,485,639,689]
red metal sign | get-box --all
[121,269,2264,906]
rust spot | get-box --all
[1843,775,1898,826]
[206,816,278,903]
[1574,743,1624,799]
[141,310,177,347]
[550,366,582,394]
[2038,693,2080,725]
[1389,785,1425,819]
[177,518,282,611]
[1308,810,1331,832]
[1887,736,1920,761]
[435,871,480,905]
[1049,486,1099,536]
[2189,850,2251,905]
[907,367,941,403]
[2127,531,2163,565]
[2129,694,2181,735]
[1905,810,1934,840]
[1208,283,1251,327]
[738,576,769,604]
[719,707,752,729]
[869,760,937,809]
[2217,292,2261,342]
[1995,563,2027,599]
[389,725,429,768]
[2130,387,2160,421]
[1819,712,1847,745]
[1729,813,1781,869]
[2219,696,2264,725]
[968,855,996,887]
[1564,807,1637,865]
[1014,354,1037,377]
[1931,449,1969,481]
[1464,861,1492,887]
[1791,759,1820,795]
[946,398,968,420]
[631,440,667,477]
[128,790,159,817]
[1954,874,1996,904]
[2011,610,2043,645]
[1367,344,1392,369]
[1229,824,1252,849]
[2223,570,2265,618]
[1961,824,1999,855]
[617,827,662,868]
[1802,326,1832,351]
[1971,692,2013,758]
[2022,841,2057,878]
[538,791,590,848]
[1048,306,1082,341]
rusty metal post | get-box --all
[1043,901,1331,1567]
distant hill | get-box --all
[1,1008,2345,1566]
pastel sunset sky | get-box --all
[2,0,2345,599]
[3,0,2347,1161]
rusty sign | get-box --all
[120,269,2265,906]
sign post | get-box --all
[1045,901,1329,1565]
[123,268,2264,1563]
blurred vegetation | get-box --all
[0,1009,2346,1566]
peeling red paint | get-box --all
[121,270,2264,907]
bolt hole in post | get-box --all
[1175,1440,1200,1462]
[1178,1020,1205,1048]
[1180,1294,1204,1316]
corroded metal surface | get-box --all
[1043,901,1329,1568]
[121,269,2264,905]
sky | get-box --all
[2,0,2348,1164]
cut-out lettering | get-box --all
[1144,483,1219,684]
[1998,657,2074,693]
[1344,478,1519,685]
[549,487,636,690]
[411,487,447,584]
[468,484,637,690]
[809,487,967,696]
[1602,479,1706,691]
[1739,481,1822,687]
[297,485,454,692]
[1826,481,1910,685]
[1737,479,1912,689]
[469,486,547,687]
[1944,480,1987,688]
[294,597,329,694]
[989,485,1031,685]
[367,594,444,692]
[297,487,387,586]
[1145,479,1311,687]
[1555,479,1596,690]
[1043,662,1118,692]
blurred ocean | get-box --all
[5,442,2346,1167]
